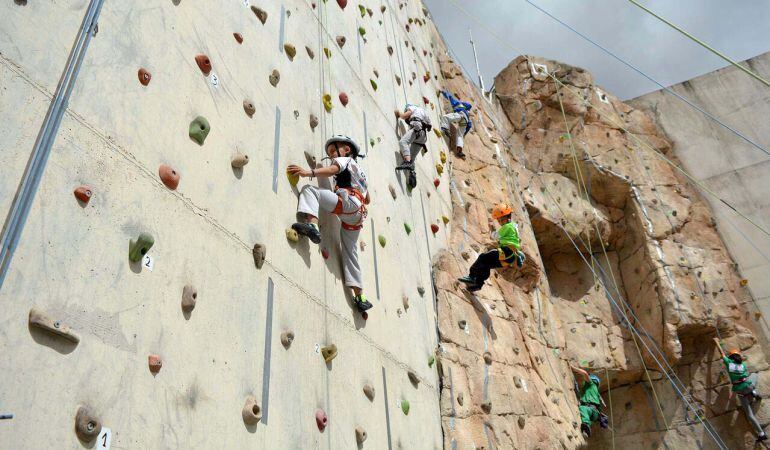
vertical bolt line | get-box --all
[0,0,105,290]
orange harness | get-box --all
[333,188,367,231]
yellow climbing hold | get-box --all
[323,94,333,113]
[435,164,444,176]
[378,235,386,247]
[433,128,442,138]
[286,228,299,242]
[286,169,300,186]
[440,151,447,164]
[740,279,749,286]
[442,215,449,225]
[324,47,332,59]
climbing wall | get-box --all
[0,1,453,448]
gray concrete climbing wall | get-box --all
[0,1,453,448]
[630,52,770,337]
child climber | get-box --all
[394,103,432,172]
[286,135,373,312]
[713,337,767,442]
[570,364,608,438]
[458,203,525,292]
[440,91,472,158]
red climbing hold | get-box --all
[422,96,429,105]
[321,248,330,259]
[148,354,162,374]
[73,185,92,204]
[423,74,429,83]
[433,178,440,188]
[233,33,243,44]
[431,224,439,234]
[339,92,349,106]
[315,409,328,431]
[336,0,347,9]
[159,164,180,190]
[195,54,212,75]
[362,311,368,320]
[138,68,151,86]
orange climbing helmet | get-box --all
[491,203,513,219]
[727,349,741,358]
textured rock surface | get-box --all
[435,53,769,449]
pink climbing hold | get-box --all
[339,92,349,106]
[336,0,347,9]
[315,409,328,432]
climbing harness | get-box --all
[333,187,367,231]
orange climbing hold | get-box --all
[195,54,212,75]
[73,185,92,204]
[158,164,180,190]
[138,68,151,86]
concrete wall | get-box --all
[0,1,452,448]
[631,52,770,336]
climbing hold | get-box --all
[251,6,267,24]
[404,223,411,235]
[481,401,492,413]
[395,75,401,86]
[148,354,162,374]
[373,69,379,78]
[402,296,409,310]
[458,319,467,329]
[358,27,366,37]
[233,32,243,44]
[335,35,346,48]
[339,92,349,106]
[369,79,377,91]
[417,286,426,296]
[188,116,210,145]
[457,392,464,405]
[336,0,347,9]
[75,406,101,442]
[355,426,367,444]
[422,96,429,105]
[435,164,444,175]
[286,169,300,186]
[359,241,366,251]
[305,46,315,59]
[73,185,92,204]
[194,54,212,75]
[321,248,329,259]
[428,355,435,367]
[387,45,393,55]
[158,164,180,190]
[28,307,80,343]
[401,399,410,415]
[518,416,525,428]
[252,243,265,269]
[321,344,337,363]
[389,184,397,199]
[378,235,386,247]
[309,114,319,130]
[358,4,366,16]
[316,409,328,431]
[369,138,375,147]
[423,75,429,83]
[242,396,262,425]
[431,224,439,234]
[380,5,386,12]
[440,151,447,164]
[433,178,440,188]
[181,285,197,313]
[433,129,442,138]
[408,371,419,386]
[243,100,256,117]
[323,47,332,59]
[269,69,280,87]
[483,351,492,365]
[741,279,749,286]
[280,331,294,348]
[138,68,151,86]
[323,94,333,113]
[363,384,375,400]
[231,152,249,168]
[366,7,373,16]
[284,43,296,60]
[129,233,154,263]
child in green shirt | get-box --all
[458,203,525,292]
[713,338,766,441]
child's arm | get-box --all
[713,337,726,359]
[570,364,590,383]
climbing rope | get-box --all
[626,0,770,89]
[524,0,770,158]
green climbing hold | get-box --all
[428,355,435,367]
[369,138,375,147]
[358,4,366,16]
[129,232,154,262]
[358,26,366,37]
[369,79,377,91]
[378,235,386,247]
[189,116,210,145]
[401,399,410,415]
[404,223,411,235]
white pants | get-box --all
[399,120,427,158]
[441,112,467,149]
[297,185,363,289]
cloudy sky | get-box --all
[423,0,770,99]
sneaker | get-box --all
[757,432,767,442]
[354,295,373,311]
[395,160,414,171]
[581,423,591,438]
[458,276,478,285]
[292,222,321,244]
[516,250,526,268]
[754,390,763,402]
[440,126,450,135]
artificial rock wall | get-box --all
[434,53,770,449]
[0,1,455,448]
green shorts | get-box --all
[579,404,600,426]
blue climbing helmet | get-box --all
[325,134,362,159]
[589,374,600,385]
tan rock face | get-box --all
[435,54,767,449]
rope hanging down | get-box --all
[524,0,770,158]
[627,0,770,89]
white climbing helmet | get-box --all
[403,103,416,112]
[325,134,362,159]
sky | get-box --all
[423,0,770,100]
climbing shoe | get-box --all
[395,160,414,171]
[458,276,478,285]
[515,250,526,268]
[354,294,373,311]
[757,432,767,442]
[580,423,591,438]
[292,222,321,244]
[753,390,763,402]
[407,170,417,190]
